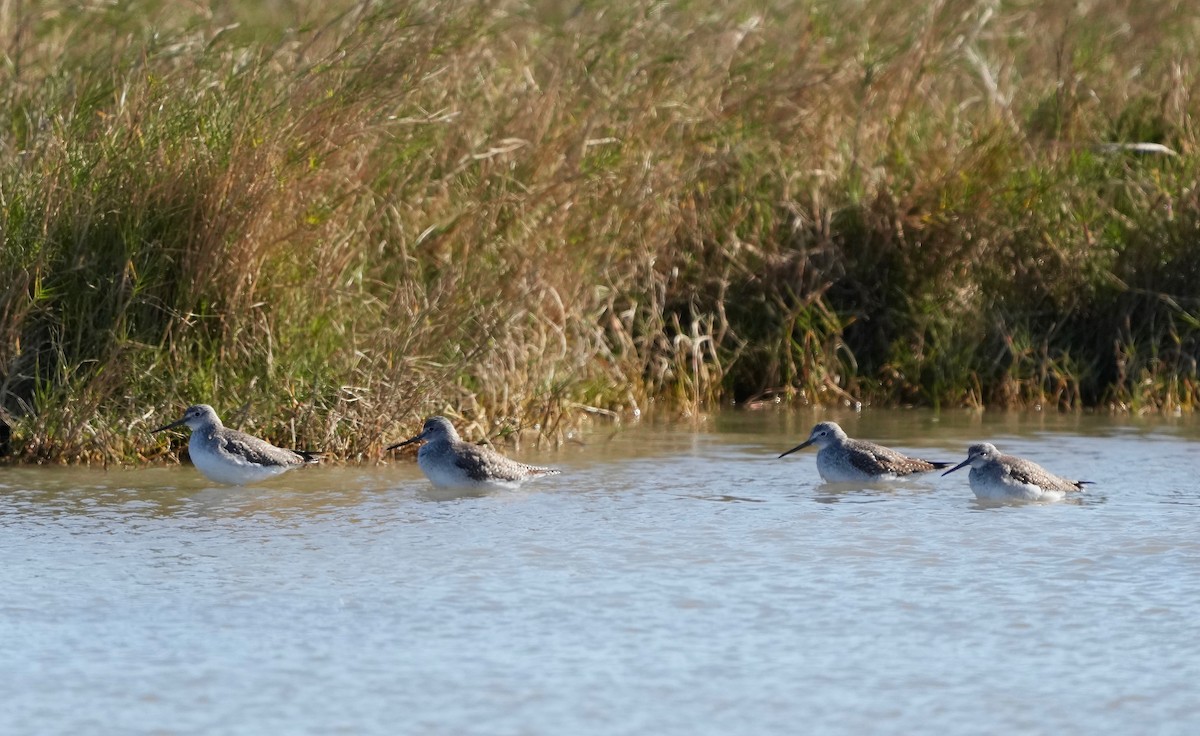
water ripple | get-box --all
[2,414,1200,734]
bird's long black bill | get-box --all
[294,450,322,464]
[386,434,423,451]
[942,458,971,476]
[778,438,814,459]
[151,417,187,433]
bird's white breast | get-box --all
[189,435,291,486]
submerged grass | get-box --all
[1,0,1199,462]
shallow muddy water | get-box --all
[3,410,1199,735]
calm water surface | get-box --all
[3,411,1199,735]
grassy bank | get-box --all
[2,0,1198,462]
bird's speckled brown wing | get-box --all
[453,442,560,483]
[218,429,310,468]
[998,453,1085,492]
[844,439,949,477]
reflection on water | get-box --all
[803,475,940,505]
[2,410,1199,735]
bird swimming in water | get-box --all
[153,404,319,485]
[388,416,560,489]
[942,442,1090,502]
[779,421,950,482]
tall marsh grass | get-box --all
[2,0,1198,461]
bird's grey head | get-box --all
[778,420,848,458]
[153,404,221,433]
[965,443,1001,465]
[807,421,847,447]
[943,442,1000,476]
[418,416,459,442]
[387,415,461,451]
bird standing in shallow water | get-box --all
[942,442,1090,502]
[388,416,560,489]
[153,404,319,486]
[779,421,950,482]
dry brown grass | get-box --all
[1,0,1198,462]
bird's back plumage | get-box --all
[838,437,950,478]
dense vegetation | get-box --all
[2,0,1198,462]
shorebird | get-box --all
[942,442,1090,502]
[153,404,319,485]
[388,416,560,489]
[778,421,950,482]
